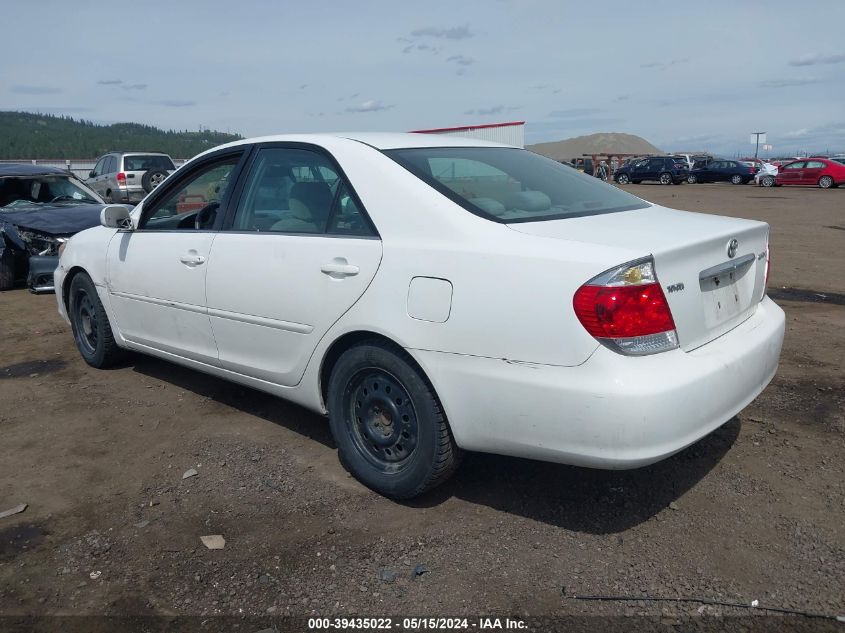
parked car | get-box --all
[738,159,762,174]
[774,159,845,188]
[86,151,176,204]
[755,162,779,187]
[687,159,755,185]
[0,164,108,291]
[613,156,689,185]
[56,133,784,499]
[669,153,710,170]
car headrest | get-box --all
[289,181,333,223]
[502,190,552,212]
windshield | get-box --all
[385,147,649,222]
[0,175,99,208]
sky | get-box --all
[2,0,844,156]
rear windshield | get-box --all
[123,155,175,171]
[385,147,649,223]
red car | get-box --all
[775,158,845,189]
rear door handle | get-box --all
[321,260,359,278]
[180,254,206,267]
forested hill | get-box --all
[0,111,242,159]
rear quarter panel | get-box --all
[308,139,642,369]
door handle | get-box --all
[180,254,206,267]
[321,260,359,278]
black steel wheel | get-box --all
[327,340,461,499]
[68,272,125,368]
[346,368,419,469]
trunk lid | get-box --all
[508,205,769,351]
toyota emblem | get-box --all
[727,238,739,258]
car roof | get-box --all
[117,151,172,156]
[213,132,513,152]
[0,163,69,177]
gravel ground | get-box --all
[0,183,843,630]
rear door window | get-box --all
[229,147,375,236]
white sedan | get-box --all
[56,133,785,499]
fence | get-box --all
[0,158,187,180]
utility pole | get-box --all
[751,132,766,160]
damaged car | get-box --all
[0,164,111,292]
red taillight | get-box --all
[574,282,676,339]
[116,172,126,184]
[573,258,679,356]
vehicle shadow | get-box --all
[129,354,738,534]
[128,355,335,449]
[411,418,740,534]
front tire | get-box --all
[761,175,775,187]
[687,174,698,184]
[0,249,15,291]
[327,341,461,499]
[819,175,834,189]
[615,173,630,185]
[68,272,125,368]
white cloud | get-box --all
[345,99,394,113]
[788,53,845,67]
[411,25,473,40]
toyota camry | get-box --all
[56,133,785,499]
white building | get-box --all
[410,121,525,148]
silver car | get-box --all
[86,152,176,203]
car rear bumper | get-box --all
[112,187,146,203]
[413,296,785,469]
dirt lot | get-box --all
[1,183,843,628]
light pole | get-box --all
[751,132,766,160]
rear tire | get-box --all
[687,174,698,184]
[731,174,743,185]
[0,248,15,291]
[819,175,834,189]
[327,341,461,499]
[659,172,672,185]
[68,272,125,368]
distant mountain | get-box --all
[527,132,663,161]
[0,111,242,160]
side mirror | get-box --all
[100,205,133,230]
[89,170,96,178]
